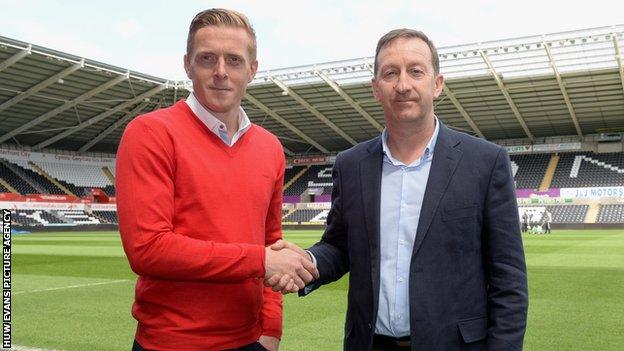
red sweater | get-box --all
[116,101,285,350]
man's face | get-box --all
[184,26,258,116]
[371,37,444,126]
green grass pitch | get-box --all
[10,229,624,350]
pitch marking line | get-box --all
[13,279,130,295]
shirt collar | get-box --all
[381,116,440,167]
[185,92,251,137]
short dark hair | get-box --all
[374,29,439,76]
[186,8,257,59]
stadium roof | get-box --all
[1,25,623,156]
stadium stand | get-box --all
[284,165,333,196]
[550,152,624,188]
[0,158,117,197]
[103,185,116,197]
[35,162,112,190]
[520,205,589,224]
[56,210,101,225]
[92,210,119,224]
[2,26,624,229]
[0,159,39,194]
[5,159,65,194]
[10,209,65,226]
[548,205,589,223]
[510,153,551,189]
[284,165,306,185]
[596,204,624,223]
[283,209,328,223]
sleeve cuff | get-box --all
[306,249,318,268]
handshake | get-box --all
[264,240,318,294]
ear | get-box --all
[371,77,382,102]
[432,73,445,99]
[183,54,192,79]
[248,59,258,83]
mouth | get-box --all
[209,87,232,92]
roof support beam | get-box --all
[0,74,128,144]
[0,59,83,113]
[612,33,624,100]
[78,100,149,153]
[0,45,31,73]
[442,86,485,139]
[543,41,583,139]
[315,70,384,132]
[478,49,534,142]
[282,146,294,156]
[270,77,357,146]
[245,92,329,154]
[33,85,166,150]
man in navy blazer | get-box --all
[268,29,528,351]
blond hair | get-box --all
[186,8,257,59]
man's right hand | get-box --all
[264,243,318,292]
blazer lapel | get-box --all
[360,137,383,310]
[411,124,462,257]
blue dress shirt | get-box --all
[375,119,439,337]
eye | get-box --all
[383,70,397,78]
[226,56,242,66]
[200,54,216,64]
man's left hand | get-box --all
[258,335,279,351]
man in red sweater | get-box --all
[116,9,318,351]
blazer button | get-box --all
[367,323,372,330]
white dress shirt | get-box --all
[185,93,251,146]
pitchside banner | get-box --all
[560,187,624,199]
[2,209,10,349]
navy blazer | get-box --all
[304,123,528,351]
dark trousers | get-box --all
[372,334,411,351]
[133,340,268,351]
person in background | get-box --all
[544,209,553,234]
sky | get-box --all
[0,0,622,80]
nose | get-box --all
[394,71,410,94]
[214,57,228,79]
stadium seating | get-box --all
[282,209,328,223]
[10,209,65,226]
[283,165,333,196]
[519,205,588,224]
[0,160,39,194]
[510,153,551,189]
[0,159,117,196]
[284,165,306,185]
[36,162,112,187]
[56,210,101,225]
[34,161,114,197]
[8,160,65,194]
[103,185,116,197]
[550,152,624,188]
[548,205,589,223]
[92,210,119,224]
[596,204,624,223]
